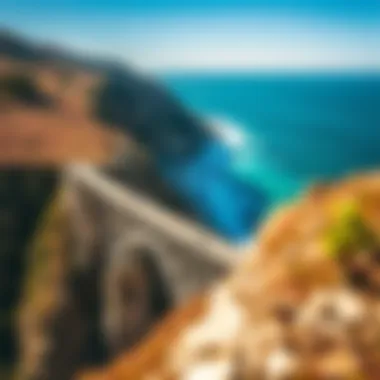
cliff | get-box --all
[2,28,267,379]
[78,172,380,380]
[0,39,127,165]
[1,28,267,240]
[0,170,58,378]
[0,29,201,379]
[17,191,104,380]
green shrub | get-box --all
[0,74,51,106]
[324,199,377,259]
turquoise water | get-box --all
[163,73,380,208]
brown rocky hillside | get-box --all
[0,28,212,380]
[0,32,127,379]
[79,173,380,380]
[0,57,127,165]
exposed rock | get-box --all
[1,28,267,240]
[0,170,57,376]
[17,192,103,380]
[78,172,380,380]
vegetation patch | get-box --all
[0,74,53,107]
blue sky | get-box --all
[2,0,379,72]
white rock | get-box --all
[182,360,232,380]
[266,347,301,380]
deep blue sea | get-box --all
[160,72,380,242]
[163,73,380,202]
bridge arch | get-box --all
[101,229,173,356]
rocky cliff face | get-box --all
[17,191,108,380]
[0,170,57,377]
[1,28,267,241]
[1,28,267,379]
[78,173,380,380]
[0,31,210,380]
[15,175,190,380]
[95,72,267,241]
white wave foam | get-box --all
[205,114,247,149]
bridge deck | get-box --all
[65,164,241,268]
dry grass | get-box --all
[77,294,207,380]
[0,58,126,166]
[0,106,123,165]
[78,172,380,380]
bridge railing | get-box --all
[62,164,249,354]
[64,164,241,269]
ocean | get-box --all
[160,72,380,241]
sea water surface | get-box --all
[163,72,380,207]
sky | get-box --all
[1,0,380,72]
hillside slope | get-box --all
[0,54,127,165]
[79,172,380,380]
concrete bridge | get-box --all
[63,164,243,357]
[18,162,255,380]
